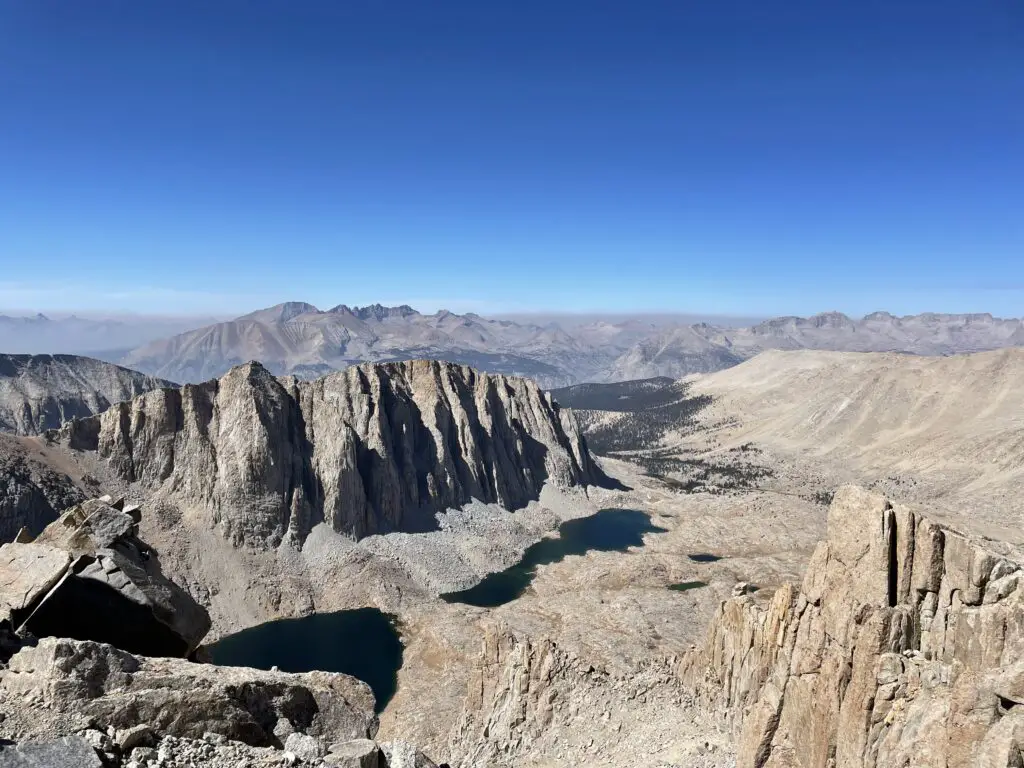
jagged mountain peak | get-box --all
[863,310,897,322]
[55,359,601,548]
[235,301,321,324]
[808,310,855,329]
[353,303,420,321]
[326,303,420,321]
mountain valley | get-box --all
[1,345,1021,766]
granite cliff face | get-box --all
[57,359,600,548]
[680,485,1024,767]
[0,353,173,435]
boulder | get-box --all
[284,732,327,761]
[0,543,71,624]
[0,637,378,748]
[2,498,211,656]
[325,739,382,767]
[379,739,438,768]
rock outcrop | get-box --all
[0,354,173,435]
[446,622,709,768]
[0,736,105,767]
[680,485,1024,767]
[1,496,211,656]
[0,637,377,748]
[53,360,600,548]
[0,636,450,767]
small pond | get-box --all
[667,580,708,592]
[442,508,667,608]
[688,552,723,563]
[209,608,402,713]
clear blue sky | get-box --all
[1,1,1021,317]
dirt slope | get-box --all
[684,348,1024,539]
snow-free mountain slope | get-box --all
[686,347,1024,537]
[0,353,174,434]
[120,302,616,387]
[120,303,1024,388]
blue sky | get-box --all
[1,1,1021,317]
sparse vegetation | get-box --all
[554,378,777,495]
[561,381,713,455]
[810,489,835,506]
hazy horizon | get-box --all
[5,303,1023,328]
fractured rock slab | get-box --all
[0,637,378,748]
[0,736,103,768]
[0,543,71,625]
[1,498,210,657]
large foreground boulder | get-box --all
[0,496,210,657]
[0,637,378,748]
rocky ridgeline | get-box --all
[0,495,440,767]
[0,354,173,435]
[679,485,1024,767]
[53,360,600,547]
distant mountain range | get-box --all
[603,310,1024,381]
[4,303,1024,388]
[115,303,1024,387]
[118,302,632,387]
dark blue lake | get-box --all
[442,508,667,608]
[208,608,402,713]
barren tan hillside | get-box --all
[683,348,1024,539]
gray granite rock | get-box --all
[56,360,600,548]
[0,638,377,748]
[0,353,172,436]
[0,736,103,767]
[324,739,381,767]
[13,500,212,656]
[680,485,1024,767]
[0,436,85,543]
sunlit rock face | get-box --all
[680,485,1024,767]
[57,360,600,548]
